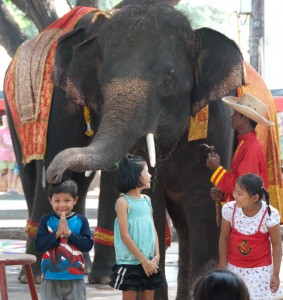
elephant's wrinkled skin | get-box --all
[45,3,244,300]
[3,11,106,283]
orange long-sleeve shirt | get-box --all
[210,132,269,202]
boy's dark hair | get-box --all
[48,178,78,198]
[116,154,147,193]
[192,269,250,300]
[236,173,271,215]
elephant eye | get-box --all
[163,75,174,87]
[157,70,177,97]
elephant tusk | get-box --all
[146,133,156,168]
[85,170,93,177]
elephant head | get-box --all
[46,3,243,183]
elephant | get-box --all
[4,1,185,286]
[41,2,248,300]
[3,6,106,283]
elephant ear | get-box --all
[191,28,244,116]
[52,27,85,90]
[53,14,108,110]
[65,35,103,110]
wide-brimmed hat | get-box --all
[222,93,274,126]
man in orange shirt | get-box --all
[206,94,274,203]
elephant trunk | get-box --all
[46,76,157,184]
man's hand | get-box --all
[210,187,224,202]
[206,152,220,170]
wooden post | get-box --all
[249,0,265,75]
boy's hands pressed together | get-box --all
[61,212,72,237]
[56,212,71,239]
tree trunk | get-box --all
[0,0,28,57]
[10,0,58,31]
[0,0,175,60]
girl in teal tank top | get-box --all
[109,154,164,299]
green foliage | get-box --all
[3,0,38,38]
[66,0,119,10]
[98,0,120,10]
[176,3,227,32]
[96,0,228,32]
[2,0,231,40]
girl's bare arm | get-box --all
[152,226,160,266]
[269,223,282,292]
[218,217,231,269]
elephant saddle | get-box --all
[4,6,100,164]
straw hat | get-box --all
[222,93,274,126]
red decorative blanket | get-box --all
[4,7,99,164]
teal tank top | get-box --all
[114,193,155,265]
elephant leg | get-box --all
[71,171,95,274]
[16,159,38,218]
[18,161,52,284]
[13,161,41,283]
[188,191,219,277]
[172,194,218,300]
[145,186,167,300]
[89,171,117,284]
[18,236,43,284]
[166,198,191,300]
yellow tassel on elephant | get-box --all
[84,106,94,137]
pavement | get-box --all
[1,240,178,299]
[0,191,178,299]
[2,191,283,300]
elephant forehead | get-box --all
[103,77,151,101]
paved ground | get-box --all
[0,191,178,299]
[2,191,283,300]
[1,240,178,299]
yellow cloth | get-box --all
[187,61,282,222]
[188,105,208,141]
[238,61,283,222]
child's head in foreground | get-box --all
[192,269,250,300]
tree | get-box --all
[0,0,99,57]
[0,0,28,56]
[0,0,226,59]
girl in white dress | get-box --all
[219,173,283,300]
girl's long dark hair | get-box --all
[116,153,147,193]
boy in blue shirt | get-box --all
[35,178,93,300]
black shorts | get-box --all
[109,263,165,292]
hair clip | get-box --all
[126,153,134,160]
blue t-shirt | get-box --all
[114,194,155,265]
[35,212,93,280]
